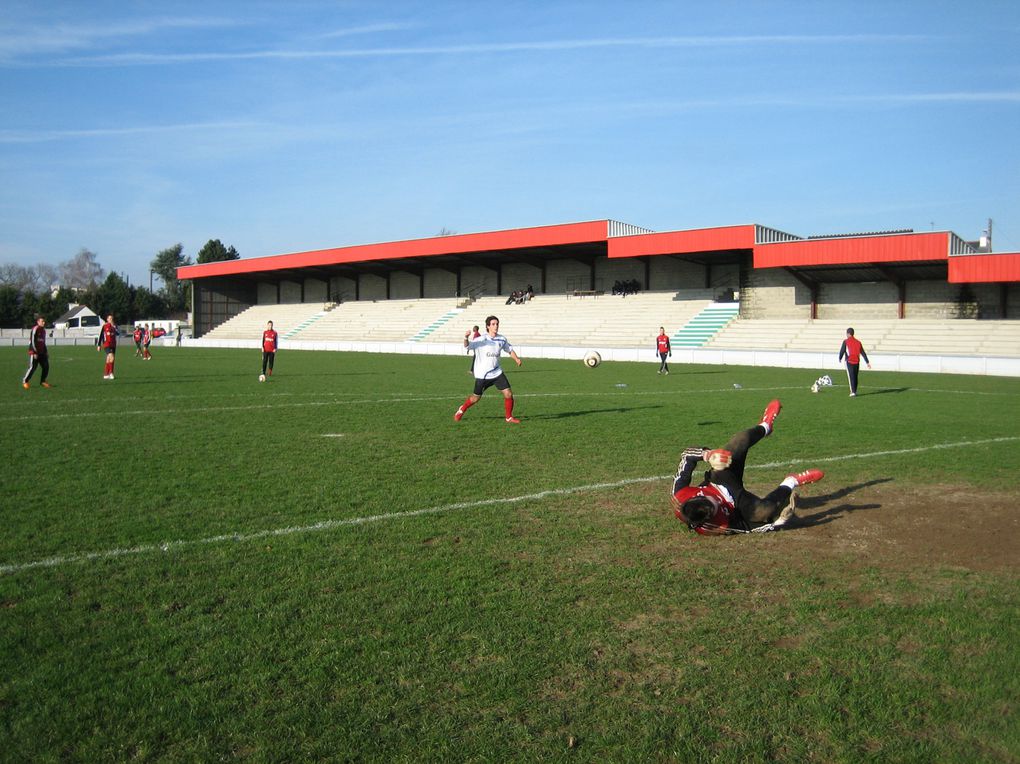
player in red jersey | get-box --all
[22,316,52,389]
[671,399,824,535]
[97,314,119,380]
[133,326,143,357]
[261,321,279,377]
[142,323,153,360]
[656,326,672,375]
[838,327,871,397]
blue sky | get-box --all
[1,0,1018,287]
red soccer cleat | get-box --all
[22,382,30,389]
[787,469,824,487]
[505,417,521,424]
[41,382,52,388]
[760,399,781,431]
[453,408,464,422]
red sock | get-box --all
[504,397,514,418]
[461,397,476,411]
[105,362,112,375]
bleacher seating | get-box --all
[295,298,463,342]
[203,299,1020,359]
[706,318,1020,358]
[203,303,324,341]
[428,291,717,348]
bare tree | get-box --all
[59,248,104,289]
[0,264,33,290]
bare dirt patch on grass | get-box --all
[776,481,1019,574]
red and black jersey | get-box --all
[656,333,671,354]
[143,328,151,346]
[262,329,278,353]
[28,324,48,356]
[671,446,740,535]
[839,336,869,365]
[99,322,118,350]
[133,327,143,343]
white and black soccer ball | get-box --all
[258,374,266,382]
[583,350,602,368]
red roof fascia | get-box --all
[754,232,948,268]
[948,252,1020,283]
[607,225,755,259]
[177,220,611,280]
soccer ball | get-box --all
[583,351,602,368]
[258,374,266,382]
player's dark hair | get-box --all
[485,315,498,327]
[846,327,854,335]
[681,497,715,528]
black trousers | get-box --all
[262,351,275,374]
[845,362,861,394]
[704,425,793,527]
[24,354,49,384]
[658,351,669,372]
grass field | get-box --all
[2,344,1018,762]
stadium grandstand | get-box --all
[177,220,1020,376]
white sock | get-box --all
[781,476,798,489]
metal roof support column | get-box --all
[642,256,650,289]
[589,260,596,291]
[386,273,390,300]
[456,269,462,298]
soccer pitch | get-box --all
[2,346,1018,761]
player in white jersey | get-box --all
[454,315,523,423]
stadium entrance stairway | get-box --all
[670,302,740,348]
[409,307,465,342]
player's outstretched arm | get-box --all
[672,446,708,492]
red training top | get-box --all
[839,336,869,365]
[99,322,118,350]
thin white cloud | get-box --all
[0,16,240,60]
[12,33,931,67]
[3,88,1015,145]
[317,22,417,39]
[0,121,266,144]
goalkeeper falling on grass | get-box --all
[671,399,824,535]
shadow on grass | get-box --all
[526,405,664,420]
[790,477,894,528]
[861,387,911,396]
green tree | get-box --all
[0,285,21,327]
[150,243,192,313]
[196,239,240,264]
[132,287,168,320]
[94,272,133,323]
[19,292,40,326]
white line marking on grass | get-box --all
[320,433,345,438]
[9,382,1007,422]
[0,476,661,576]
[2,436,1015,577]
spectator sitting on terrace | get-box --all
[612,279,640,297]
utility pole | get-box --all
[980,218,993,252]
